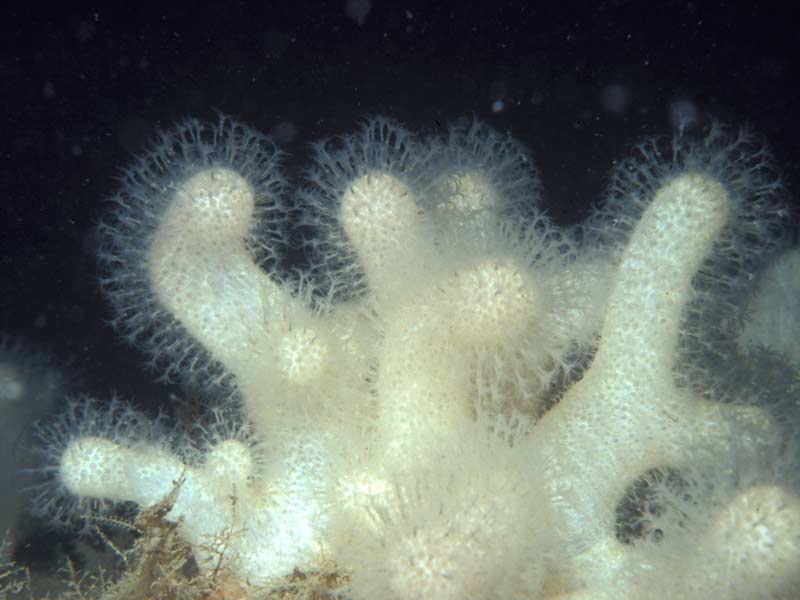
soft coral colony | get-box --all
[34,115,800,598]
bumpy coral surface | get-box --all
[37,116,800,598]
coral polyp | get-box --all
[35,116,800,598]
